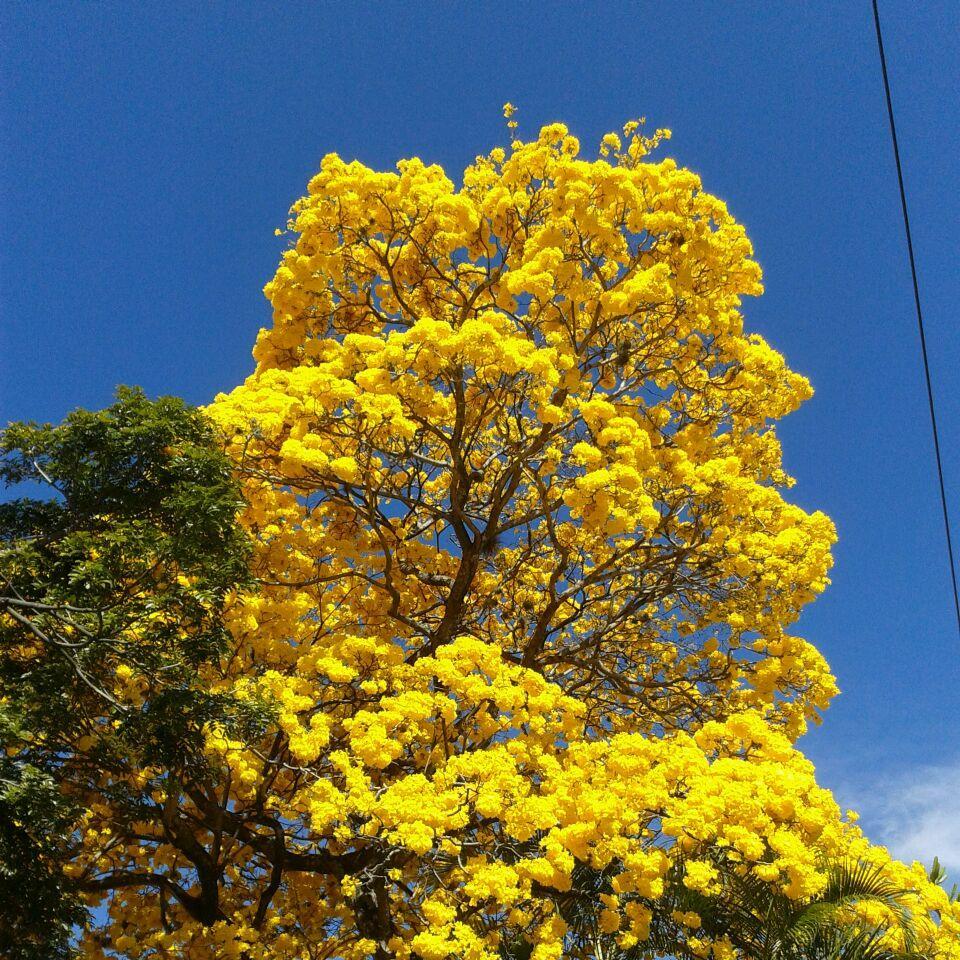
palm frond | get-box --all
[803,924,926,960]
[821,861,912,910]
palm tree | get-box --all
[499,858,930,960]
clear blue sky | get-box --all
[2,1,958,866]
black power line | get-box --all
[871,0,960,639]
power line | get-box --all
[871,0,960,639]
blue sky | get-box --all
[2,2,958,869]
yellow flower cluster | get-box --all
[70,118,960,960]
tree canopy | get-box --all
[0,388,256,957]
[1,118,957,960]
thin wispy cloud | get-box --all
[841,759,960,877]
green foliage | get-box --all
[0,388,257,955]
[927,857,959,908]
[0,710,85,960]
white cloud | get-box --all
[840,759,960,878]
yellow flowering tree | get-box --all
[36,116,960,958]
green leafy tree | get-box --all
[0,730,85,960]
[0,388,257,957]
